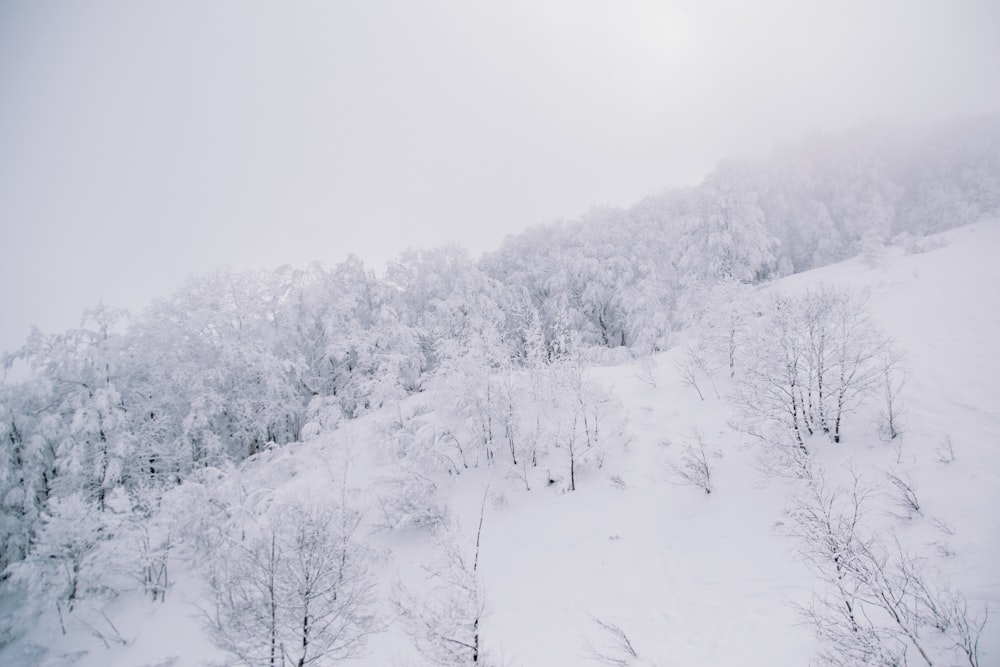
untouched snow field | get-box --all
[4,220,999,666]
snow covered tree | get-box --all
[791,469,989,667]
[824,289,887,443]
[388,244,508,370]
[434,328,508,468]
[674,163,779,284]
[6,493,106,633]
[6,305,136,512]
[111,484,173,602]
[203,499,379,667]
[320,255,424,418]
[545,356,627,491]
[736,292,811,454]
[481,207,675,353]
[0,380,49,575]
[736,286,889,455]
[137,270,304,466]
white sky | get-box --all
[2,0,999,353]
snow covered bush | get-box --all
[384,404,470,475]
[372,473,448,532]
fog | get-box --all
[1,0,998,354]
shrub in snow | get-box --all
[385,405,470,475]
[586,617,655,666]
[670,433,715,495]
[934,435,956,464]
[885,471,922,520]
[372,473,448,532]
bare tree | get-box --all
[548,358,626,491]
[799,288,835,436]
[737,287,891,457]
[670,432,714,494]
[736,293,810,454]
[394,487,490,665]
[634,356,658,388]
[791,469,989,667]
[914,587,989,667]
[789,468,872,645]
[203,499,379,667]
[674,346,719,401]
[826,289,887,443]
[695,277,753,381]
[876,348,907,443]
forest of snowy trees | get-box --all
[1,118,998,665]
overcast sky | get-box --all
[1,0,999,353]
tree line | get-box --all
[0,118,996,664]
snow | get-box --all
[3,219,999,666]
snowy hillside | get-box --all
[2,220,997,667]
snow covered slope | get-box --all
[4,220,998,667]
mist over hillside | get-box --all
[1,120,998,666]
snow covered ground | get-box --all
[3,220,998,666]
